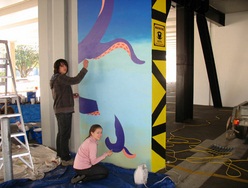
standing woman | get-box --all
[72,124,113,183]
[50,58,89,166]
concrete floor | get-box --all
[163,82,248,188]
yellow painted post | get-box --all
[151,0,167,172]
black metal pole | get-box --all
[176,6,194,122]
[196,13,222,108]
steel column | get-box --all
[176,6,194,122]
[1,118,13,181]
[196,13,222,108]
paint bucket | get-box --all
[32,127,42,144]
[27,92,36,103]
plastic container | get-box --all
[27,92,36,103]
[31,127,42,144]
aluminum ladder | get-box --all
[0,40,34,181]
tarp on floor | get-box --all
[0,145,175,188]
[0,163,175,188]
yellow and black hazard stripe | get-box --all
[151,0,167,172]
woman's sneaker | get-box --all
[61,158,74,166]
[71,174,86,184]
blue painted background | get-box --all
[77,0,152,169]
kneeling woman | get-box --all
[72,124,113,183]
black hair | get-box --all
[53,59,69,74]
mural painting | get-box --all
[78,0,152,169]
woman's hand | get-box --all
[83,59,89,69]
[106,150,113,156]
[73,93,79,98]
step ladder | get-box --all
[0,40,34,181]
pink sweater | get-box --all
[73,136,108,170]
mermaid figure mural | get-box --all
[78,0,144,159]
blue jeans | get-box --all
[55,113,72,161]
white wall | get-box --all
[67,0,83,152]
[194,11,248,107]
[38,0,56,149]
[39,0,81,151]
